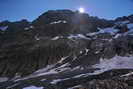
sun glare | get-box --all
[79,7,85,13]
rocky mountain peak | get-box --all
[0,10,133,89]
[33,10,75,26]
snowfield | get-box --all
[93,55,133,71]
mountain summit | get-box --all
[0,10,133,89]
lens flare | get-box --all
[79,7,85,13]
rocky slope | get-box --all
[0,10,133,89]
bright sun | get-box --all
[79,7,85,13]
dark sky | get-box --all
[0,0,133,21]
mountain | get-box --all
[0,10,133,89]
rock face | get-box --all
[0,10,133,89]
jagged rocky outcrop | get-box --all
[0,10,133,89]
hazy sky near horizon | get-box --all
[0,0,133,21]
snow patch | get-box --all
[121,21,130,24]
[50,20,67,24]
[40,79,46,81]
[121,72,133,77]
[29,26,34,29]
[50,79,61,84]
[114,34,121,39]
[23,86,43,89]
[7,83,20,89]
[15,69,57,82]
[68,34,90,39]
[58,63,70,68]
[73,74,86,78]
[15,65,57,82]
[24,27,29,30]
[98,27,119,35]
[87,32,98,36]
[51,78,70,84]
[80,51,83,54]
[58,56,69,63]
[35,35,40,40]
[93,55,133,71]
[116,21,130,25]
[24,26,34,30]
[51,36,60,40]
[68,85,82,89]
[0,26,8,31]
[35,65,54,73]
[11,73,21,81]
[127,23,133,29]
[0,77,8,82]
[87,27,119,36]
[85,48,89,55]
[95,50,100,54]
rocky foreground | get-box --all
[0,10,133,89]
